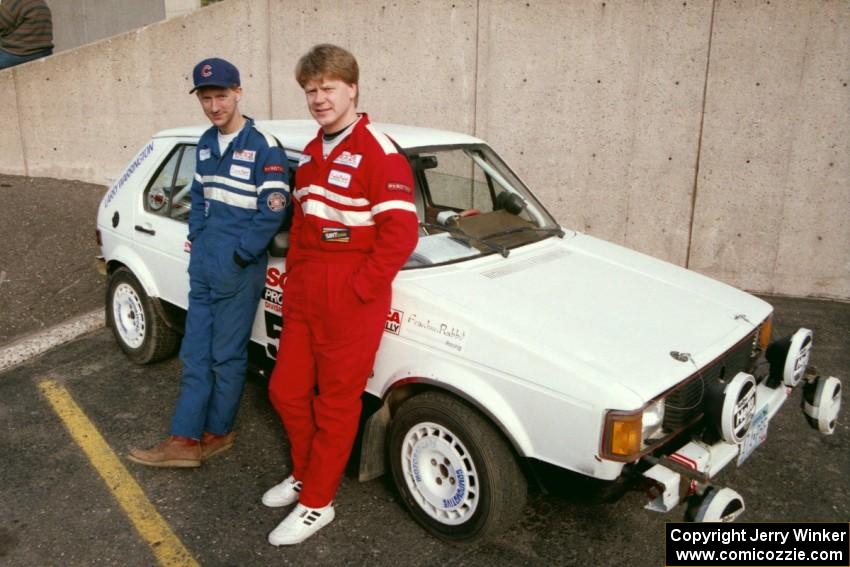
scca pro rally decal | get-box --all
[263,267,284,314]
[385,309,403,335]
[328,169,351,189]
[262,266,285,360]
[333,151,363,168]
[322,227,350,242]
[267,192,286,212]
[103,142,154,208]
[233,149,256,162]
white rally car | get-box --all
[96,120,842,542]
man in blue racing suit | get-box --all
[129,57,289,467]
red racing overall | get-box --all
[268,114,418,508]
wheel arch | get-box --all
[104,245,161,299]
[358,363,534,482]
[105,256,180,332]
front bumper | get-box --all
[639,328,842,522]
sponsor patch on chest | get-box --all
[233,149,256,162]
[199,148,211,161]
[333,151,363,168]
[327,169,352,189]
[298,154,312,166]
[321,227,351,242]
[229,164,251,180]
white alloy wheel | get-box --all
[400,421,479,525]
[106,267,179,364]
[388,391,527,543]
[112,282,146,349]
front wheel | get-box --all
[106,267,178,364]
[388,391,527,543]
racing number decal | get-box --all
[264,310,282,359]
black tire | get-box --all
[388,391,527,543]
[106,267,179,364]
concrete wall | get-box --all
[0,0,847,300]
[689,0,850,298]
[166,0,201,19]
[47,0,167,53]
[0,74,26,176]
[268,0,478,133]
[7,0,271,182]
[477,1,713,267]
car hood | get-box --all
[404,233,772,403]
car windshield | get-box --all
[404,145,561,268]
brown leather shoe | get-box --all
[128,435,201,467]
[201,431,236,460]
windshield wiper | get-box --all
[482,226,566,241]
[420,222,510,258]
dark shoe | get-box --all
[201,431,236,460]
[128,435,201,467]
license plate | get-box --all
[737,406,769,466]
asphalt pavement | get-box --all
[0,174,847,566]
[0,173,105,344]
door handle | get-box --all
[134,224,156,235]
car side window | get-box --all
[143,144,197,222]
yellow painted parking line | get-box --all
[38,379,200,567]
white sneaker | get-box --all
[261,475,302,508]
[268,503,335,546]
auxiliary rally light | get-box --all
[705,372,758,445]
[783,328,813,387]
[686,485,746,523]
[802,376,841,435]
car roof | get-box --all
[153,119,484,152]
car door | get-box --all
[133,142,196,308]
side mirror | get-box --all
[411,155,438,170]
[494,191,526,215]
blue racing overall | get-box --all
[171,118,289,439]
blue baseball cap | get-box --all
[190,57,241,93]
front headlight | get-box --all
[756,313,773,355]
[642,399,665,438]
[601,399,666,462]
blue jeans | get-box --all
[0,47,52,70]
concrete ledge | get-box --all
[0,309,105,373]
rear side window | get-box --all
[144,144,197,222]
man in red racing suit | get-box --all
[265,44,418,546]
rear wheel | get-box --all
[106,267,178,364]
[388,391,527,543]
